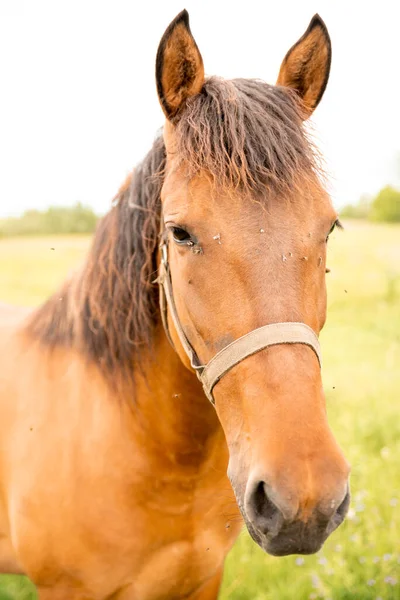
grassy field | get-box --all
[0,221,399,599]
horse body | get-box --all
[0,311,240,598]
[0,10,350,599]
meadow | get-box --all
[0,221,399,599]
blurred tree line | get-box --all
[1,185,400,236]
[0,203,98,236]
[341,186,400,222]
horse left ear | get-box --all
[156,9,205,120]
[277,14,331,117]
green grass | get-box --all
[0,235,91,306]
[0,221,399,599]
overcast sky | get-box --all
[1,0,399,217]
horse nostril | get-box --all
[336,488,351,519]
[245,480,284,537]
[324,485,350,538]
[253,482,278,519]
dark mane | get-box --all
[26,134,166,376]
[26,77,320,381]
[175,77,319,196]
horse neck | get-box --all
[132,324,225,467]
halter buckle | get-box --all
[160,242,168,267]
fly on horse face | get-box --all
[0,10,350,600]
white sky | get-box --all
[1,0,399,217]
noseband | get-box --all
[158,241,321,406]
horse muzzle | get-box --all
[240,477,350,556]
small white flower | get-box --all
[380,446,390,459]
[384,553,392,561]
[310,573,320,588]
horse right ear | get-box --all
[156,10,205,121]
[276,14,331,118]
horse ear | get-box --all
[156,10,204,120]
[276,14,331,117]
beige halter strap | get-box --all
[158,241,321,405]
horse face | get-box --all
[156,11,350,556]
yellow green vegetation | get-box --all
[0,221,399,599]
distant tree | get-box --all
[0,203,98,237]
[340,194,372,219]
[369,186,400,223]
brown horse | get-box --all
[0,10,350,600]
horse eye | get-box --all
[170,226,192,245]
[326,219,341,242]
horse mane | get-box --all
[26,134,166,377]
[174,76,320,197]
[26,76,321,382]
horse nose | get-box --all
[325,484,351,529]
[244,478,291,537]
[244,474,350,538]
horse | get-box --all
[0,10,350,600]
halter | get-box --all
[158,240,321,406]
